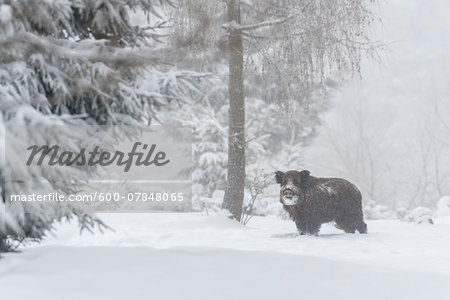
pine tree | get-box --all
[0,0,200,251]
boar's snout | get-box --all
[280,184,302,206]
[283,188,295,199]
[275,170,310,206]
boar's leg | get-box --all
[335,211,367,234]
[356,219,368,234]
[295,220,321,236]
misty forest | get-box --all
[0,0,450,299]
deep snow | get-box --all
[1,213,450,300]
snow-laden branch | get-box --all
[0,33,162,66]
[222,13,297,32]
[222,0,313,32]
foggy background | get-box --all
[305,0,450,210]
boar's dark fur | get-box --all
[275,170,367,235]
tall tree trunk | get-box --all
[222,0,245,221]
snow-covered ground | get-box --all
[1,213,450,299]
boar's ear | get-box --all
[275,171,284,185]
[299,170,311,188]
